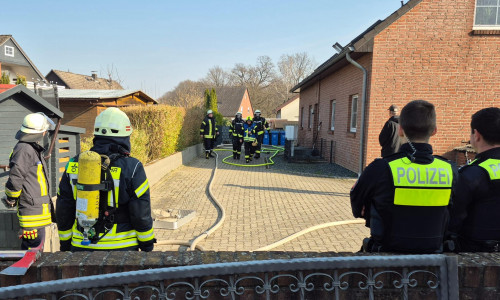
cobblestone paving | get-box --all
[151,148,369,252]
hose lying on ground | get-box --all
[254,219,366,251]
[215,145,284,167]
[155,240,205,251]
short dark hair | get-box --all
[471,107,500,145]
[400,100,436,141]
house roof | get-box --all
[215,86,248,117]
[0,84,63,118]
[0,35,46,80]
[47,70,124,90]
[291,0,422,93]
[275,94,300,113]
[58,89,157,104]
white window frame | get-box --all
[473,0,500,29]
[330,100,336,131]
[350,95,358,133]
[308,105,313,129]
[300,107,304,128]
[4,46,14,57]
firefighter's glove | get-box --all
[139,239,156,252]
[252,141,258,147]
[2,195,18,208]
[21,229,38,240]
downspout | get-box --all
[345,47,368,176]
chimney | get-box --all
[91,71,98,80]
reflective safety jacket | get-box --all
[229,117,245,139]
[252,116,270,135]
[5,142,52,229]
[200,116,218,139]
[56,146,155,251]
[449,147,500,251]
[243,122,256,142]
[351,143,457,253]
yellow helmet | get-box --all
[94,107,132,137]
[246,116,252,121]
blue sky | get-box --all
[1,0,401,98]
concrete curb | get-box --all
[145,143,204,187]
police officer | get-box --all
[56,108,156,251]
[200,110,219,159]
[448,107,500,252]
[252,110,270,159]
[243,117,257,163]
[351,100,457,253]
[229,112,244,159]
[3,112,55,250]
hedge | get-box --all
[81,105,204,164]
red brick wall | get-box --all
[299,54,372,172]
[240,89,253,119]
[366,0,500,164]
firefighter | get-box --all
[229,112,244,159]
[3,112,55,250]
[243,116,257,163]
[200,110,219,159]
[56,107,156,251]
[252,110,270,159]
[351,100,457,253]
[448,107,500,252]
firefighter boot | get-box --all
[205,152,209,159]
[209,151,215,158]
[254,153,260,159]
[246,158,250,163]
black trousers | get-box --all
[21,227,45,250]
[204,138,215,152]
[255,134,264,155]
[232,136,243,155]
[244,141,255,158]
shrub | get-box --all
[1,72,10,84]
[16,75,27,86]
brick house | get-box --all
[292,0,499,174]
[216,86,253,120]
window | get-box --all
[474,0,500,28]
[309,105,313,129]
[330,100,336,131]
[300,107,304,128]
[350,95,358,133]
[4,46,14,57]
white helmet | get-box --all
[20,112,54,134]
[207,109,213,114]
[236,111,242,116]
[255,110,261,115]
[94,107,132,137]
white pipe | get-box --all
[254,219,365,251]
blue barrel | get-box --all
[279,131,286,146]
[263,131,270,145]
[271,131,279,145]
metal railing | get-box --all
[0,254,458,300]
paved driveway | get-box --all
[151,150,369,252]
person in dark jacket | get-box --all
[252,110,270,159]
[56,107,156,251]
[229,112,244,159]
[3,112,55,250]
[243,117,257,163]
[351,100,457,253]
[200,110,219,159]
[379,105,400,157]
[448,107,500,252]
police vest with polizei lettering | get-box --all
[478,159,500,180]
[388,157,453,207]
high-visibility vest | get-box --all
[388,157,453,207]
[478,159,500,180]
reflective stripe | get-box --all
[5,188,21,198]
[389,157,453,206]
[107,167,121,208]
[479,159,500,180]
[36,163,47,197]
[58,229,73,241]
[18,208,52,228]
[71,239,138,249]
[71,222,139,249]
[136,228,155,242]
[135,179,149,198]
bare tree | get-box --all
[100,64,124,89]
[202,66,229,87]
[158,80,206,107]
[278,52,316,93]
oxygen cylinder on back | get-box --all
[75,151,101,245]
